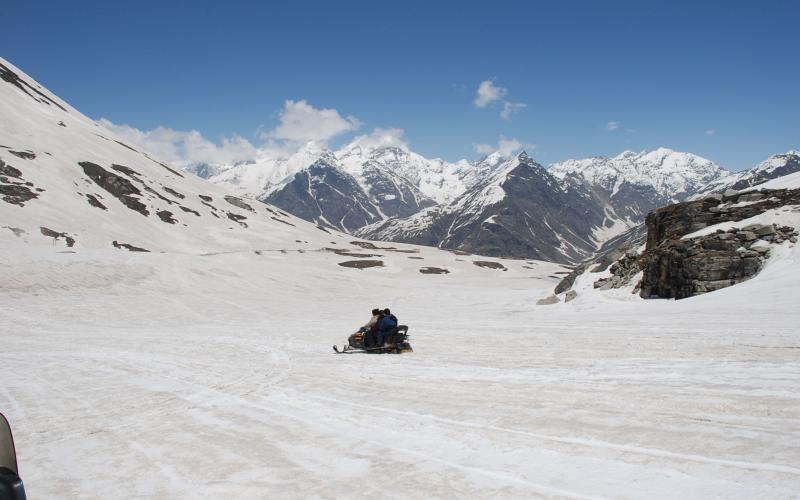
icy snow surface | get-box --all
[2,237,799,499]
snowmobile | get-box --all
[0,413,26,500]
[333,325,413,354]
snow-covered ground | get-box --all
[2,235,799,499]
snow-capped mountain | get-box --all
[549,148,727,214]
[358,152,616,263]
[242,144,512,233]
[696,150,800,194]
[185,136,516,234]
[0,57,335,253]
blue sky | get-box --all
[3,0,799,170]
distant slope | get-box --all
[0,57,336,253]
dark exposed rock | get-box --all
[0,184,38,206]
[79,161,149,216]
[40,227,75,247]
[0,159,22,178]
[9,150,35,160]
[199,195,213,202]
[408,256,424,259]
[593,251,642,291]
[58,121,66,127]
[225,195,255,212]
[420,267,449,274]
[226,212,248,227]
[112,240,150,252]
[326,248,383,258]
[114,141,137,152]
[640,237,763,299]
[85,194,107,210]
[271,216,295,227]
[111,164,142,179]
[337,260,384,269]
[0,61,68,111]
[163,187,185,199]
[554,263,587,294]
[473,261,507,271]
[351,240,393,250]
[179,205,200,216]
[157,210,177,224]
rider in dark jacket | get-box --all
[377,308,399,346]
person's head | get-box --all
[383,308,391,315]
[371,308,380,316]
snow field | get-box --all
[1,242,798,499]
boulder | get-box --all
[749,240,770,254]
[737,231,758,241]
[564,290,578,302]
[536,294,560,305]
[722,188,739,200]
[738,192,764,203]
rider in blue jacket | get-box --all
[377,308,399,346]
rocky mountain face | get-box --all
[358,152,617,263]
[263,155,384,233]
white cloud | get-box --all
[474,80,507,108]
[606,121,621,131]
[266,99,361,143]
[347,128,409,151]
[98,99,365,167]
[97,119,258,168]
[473,136,534,157]
[501,101,527,120]
[706,129,716,136]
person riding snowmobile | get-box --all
[377,308,399,347]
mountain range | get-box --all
[187,134,800,263]
[4,54,798,264]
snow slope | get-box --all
[0,57,331,254]
[2,237,799,499]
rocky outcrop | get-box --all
[593,249,643,291]
[640,223,796,298]
[644,188,800,249]
[79,161,149,216]
[637,188,800,299]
